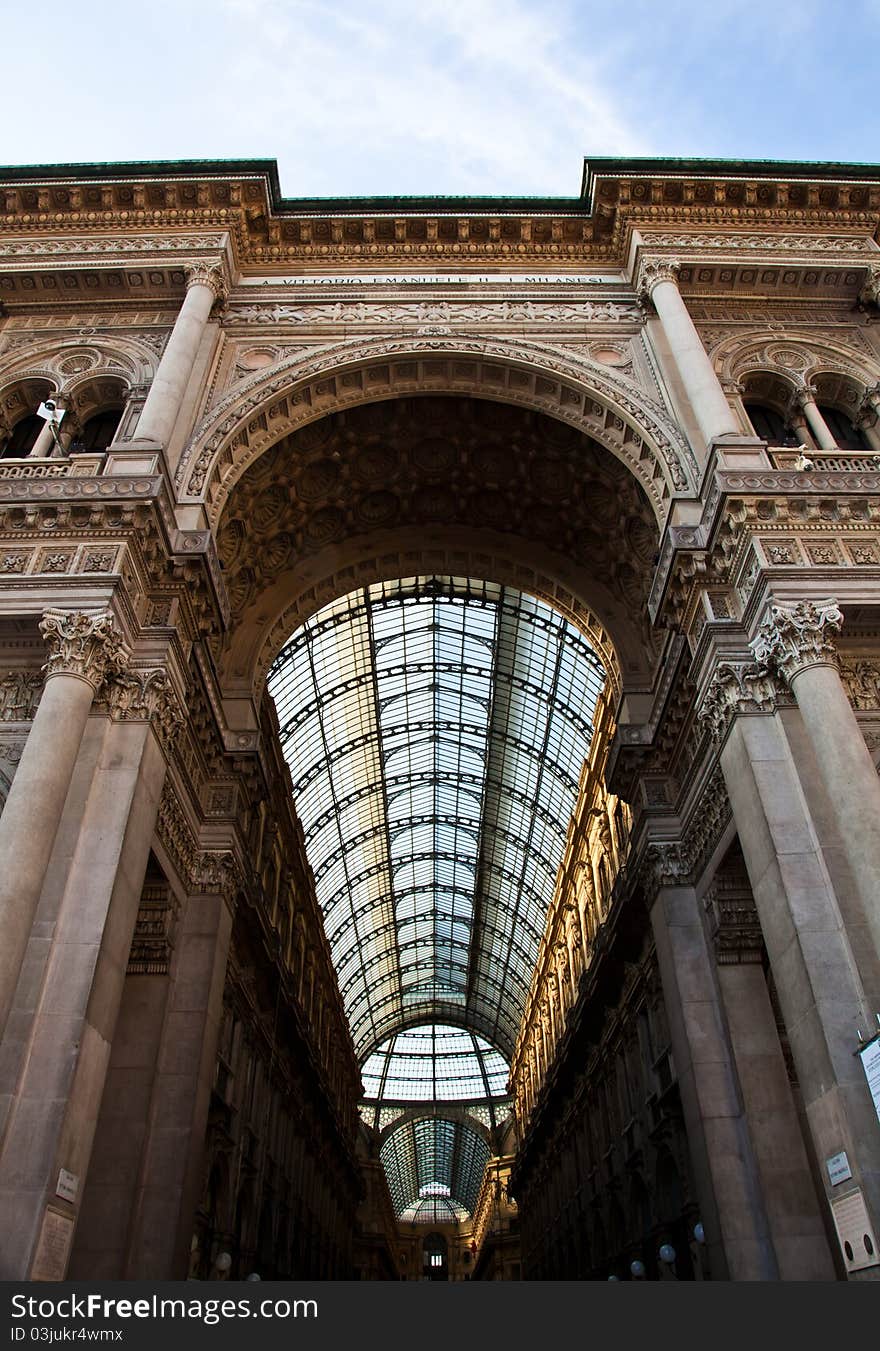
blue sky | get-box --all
[2,0,878,197]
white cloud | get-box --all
[215,0,648,194]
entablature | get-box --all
[2,158,879,272]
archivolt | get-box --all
[711,328,880,392]
[175,334,698,523]
[0,335,158,394]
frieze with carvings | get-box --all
[99,667,185,752]
[0,734,27,765]
[224,298,643,327]
[638,233,873,254]
[0,234,228,259]
[633,769,732,906]
[127,879,179,976]
[704,871,764,966]
[698,661,783,744]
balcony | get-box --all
[0,453,107,480]
[768,447,880,473]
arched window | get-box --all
[75,407,122,452]
[816,404,870,451]
[743,401,794,445]
[1,414,42,458]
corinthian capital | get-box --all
[39,609,129,691]
[185,261,228,306]
[104,667,185,750]
[636,257,682,304]
[750,599,843,685]
[698,659,781,743]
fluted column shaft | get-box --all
[639,260,739,449]
[135,265,224,447]
[0,611,128,1037]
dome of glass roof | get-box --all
[362,1024,509,1104]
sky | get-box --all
[2,0,878,198]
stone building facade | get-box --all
[0,156,879,1281]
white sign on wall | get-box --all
[830,1189,880,1272]
[825,1151,853,1187]
[859,1036,880,1127]
[55,1168,79,1203]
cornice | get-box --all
[1,159,878,272]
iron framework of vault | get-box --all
[268,574,605,1218]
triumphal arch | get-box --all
[1,157,880,1282]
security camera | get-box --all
[36,399,64,425]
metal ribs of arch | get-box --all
[269,575,605,1066]
[381,1117,490,1223]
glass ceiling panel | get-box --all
[268,575,605,1216]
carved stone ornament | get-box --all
[704,876,764,966]
[0,670,43,722]
[698,659,782,743]
[636,257,682,304]
[859,264,880,307]
[637,841,690,905]
[840,659,880,711]
[192,850,240,907]
[104,667,185,749]
[39,609,130,692]
[750,599,843,685]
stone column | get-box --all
[785,396,817,451]
[752,600,880,970]
[701,662,880,1275]
[121,853,238,1279]
[0,610,128,1039]
[28,419,57,459]
[647,850,777,1280]
[0,670,179,1280]
[134,263,226,448]
[792,388,837,452]
[637,258,739,448]
[704,862,835,1279]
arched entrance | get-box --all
[212,392,661,702]
[68,368,665,1283]
[203,381,661,1270]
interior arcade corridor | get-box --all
[1,155,880,1282]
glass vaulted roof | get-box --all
[381,1117,490,1223]
[268,575,606,1218]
